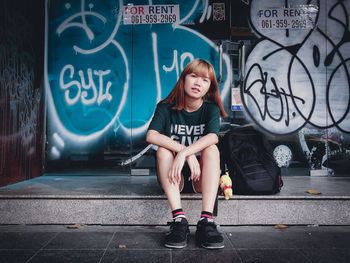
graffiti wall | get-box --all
[244,0,350,173]
[0,0,45,186]
[45,0,350,175]
[45,0,231,171]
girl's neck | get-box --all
[184,98,203,112]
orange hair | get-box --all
[162,59,227,118]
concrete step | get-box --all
[0,175,349,225]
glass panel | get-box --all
[239,0,350,177]
[128,0,233,174]
[324,0,350,176]
[45,0,132,174]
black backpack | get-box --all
[219,126,283,195]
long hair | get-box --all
[163,59,227,118]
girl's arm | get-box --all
[169,133,218,184]
[147,129,198,185]
[179,133,218,158]
[146,129,185,153]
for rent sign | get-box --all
[123,4,180,25]
[257,5,318,29]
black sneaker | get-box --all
[165,217,190,248]
[195,218,224,249]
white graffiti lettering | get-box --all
[162,49,194,79]
[60,64,112,106]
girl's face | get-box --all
[183,71,211,100]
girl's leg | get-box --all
[157,147,189,249]
[196,145,220,213]
[157,147,183,211]
[194,145,224,250]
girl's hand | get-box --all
[186,155,201,181]
[168,152,186,185]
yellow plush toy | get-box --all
[220,172,233,200]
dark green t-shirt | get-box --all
[148,101,220,146]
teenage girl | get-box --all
[146,58,227,249]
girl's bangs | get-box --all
[193,68,210,78]
[188,61,212,79]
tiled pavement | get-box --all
[0,224,350,263]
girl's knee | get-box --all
[202,144,219,159]
[156,147,174,162]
